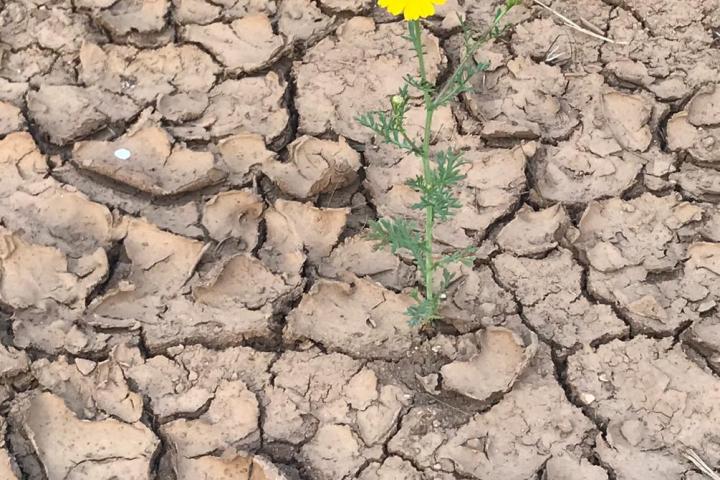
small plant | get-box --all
[358,0,520,326]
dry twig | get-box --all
[531,0,629,45]
[682,448,720,480]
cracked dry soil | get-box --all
[1,0,720,478]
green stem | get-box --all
[421,109,434,307]
[409,20,436,314]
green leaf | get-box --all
[368,218,424,261]
[406,295,441,326]
[408,149,468,221]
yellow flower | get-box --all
[378,0,446,20]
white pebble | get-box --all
[114,148,132,160]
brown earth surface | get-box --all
[1,0,720,478]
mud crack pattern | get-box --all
[1,0,720,478]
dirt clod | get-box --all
[440,327,538,402]
[286,276,416,360]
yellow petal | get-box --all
[403,0,435,19]
[380,0,407,15]
[432,0,446,5]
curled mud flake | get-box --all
[51,163,203,238]
[285,276,416,360]
[688,83,720,127]
[172,0,277,25]
[0,229,107,309]
[171,453,290,480]
[543,453,609,480]
[439,264,518,333]
[671,163,720,201]
[31,353,144,423]
[605,60,655,88]
[648,75,692,102]
[202,190,264,245]
[0,418,21,480]
[440,327,538,402]
[0,344,29,381]
[4,187,119,256]
[294,17,444,142]
[0,0,98,55]
[182,15,284,73]
[683,313,720,372]
[97,0,169,37]
[0,101,25,135]
[87,218,205,328]
[575,193,701,273]
[667,112,720,165]
[263,136,361,200]
[12,303,113,356]
[531,143,643,206]
[0,132,48,186]
[0,46,71,86]
[27,85,140,145]
[494,249,628,348]
[642,147,679,192]
[0,133,122,257]
[259,199,348,279]
[0,78,28,106]
[358,456,456,480]
[12,392,159,480]
[217,133,276,184]
[144,296,274,353]
[319,234,416,291]
[193,254,299,311]
[80,43,219,106]
[496,204,572,256]
[444,143,530,247]
[161,380,260,460]
[114,220,205,289]
[602,91,653,152]
[701,208,720,243]
[567,336,720,480]
[318,0,371,13]
[300,424,368,480]
[73,126,226,196]
[464,56,578,142]
[186,72,289,141]
[157,92,209,123]
[278,0,333,44]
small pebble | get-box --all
[75,358,97,376]
[580,392,596,404]
[114,148,132,160]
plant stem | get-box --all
[409,20,436,311]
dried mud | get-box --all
[1,0,720,478]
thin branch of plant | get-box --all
[682,448,720,480]
[358,0,521,326]
[531,0,629,45]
